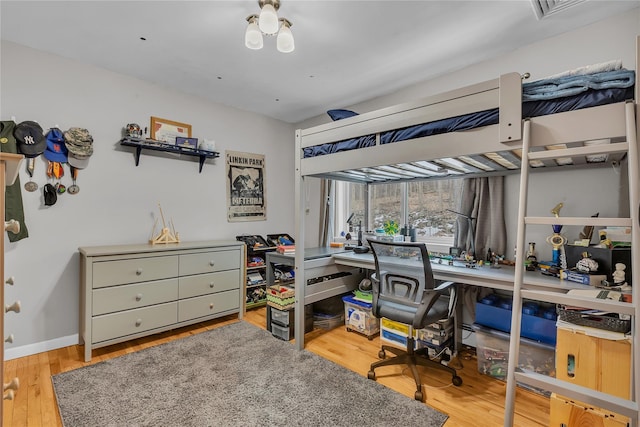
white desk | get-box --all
[292,250,587,350]
[331,251,588,293]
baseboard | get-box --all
[5,334,79,360]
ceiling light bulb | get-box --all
[258,3,279,35]
[277,20,294,53]
[245,17,263,50]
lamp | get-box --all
[245,0,294,53]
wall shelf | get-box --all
[120,138,220,173]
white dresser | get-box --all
[80,240,245,361]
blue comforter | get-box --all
[303,70,635,158]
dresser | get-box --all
[80,240,245,361]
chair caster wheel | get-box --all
[378,350,386,359]
[414,390,424,402]
[367,371,376,380]
[452,376,463,386]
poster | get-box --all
[226,150,266,222]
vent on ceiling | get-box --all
[530,0,587,20]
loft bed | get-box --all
[299,69,634,183]
[292,37,640,353]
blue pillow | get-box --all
[327,109,358,121]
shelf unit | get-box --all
[120,138,220,173]
[236,235,275,310]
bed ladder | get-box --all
[503,101,640,427]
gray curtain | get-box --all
[319,179,333,247]
[455,176,506,322]
[454,176,506,260]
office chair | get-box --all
[366,239,462,402]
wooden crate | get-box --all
[549,393,628,427]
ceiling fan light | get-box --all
[258,3,279,35]
[245,17,263,49]
[277,20,294,53]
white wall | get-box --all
[299,9,639,260]
[1,41,295,358]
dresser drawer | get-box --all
[179,249,240,275]
[92,302,178,343]
[178,270,240,299]
[92,256,179,288]
[92,278,179,316]
[178,289,240,322]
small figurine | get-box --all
[576,251,599,273]
[613,263,627,286]
[125,123,142,140]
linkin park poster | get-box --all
[226,150,266,222]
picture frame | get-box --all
[150,116,192,145]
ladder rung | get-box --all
[528,142,629,160]
[524,216,632,227]
[521,289,636,316]
[514,371,639,420]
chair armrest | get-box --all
[434,281,455,291]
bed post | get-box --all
[294,129,306,350]
[499,73,522,143]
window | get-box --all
[333,179,463,254]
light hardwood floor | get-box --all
[3,307,550,426]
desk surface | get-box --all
[332,251,587,293]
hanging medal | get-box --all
[47,161,66,194]
[68,165,80,195]
[23,157,38,192]
[53,161,65,194]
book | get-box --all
[559,270,607,286]
[276,244,295,254]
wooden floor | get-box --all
[2,306,550,427]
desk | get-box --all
[293,250,589,349]
[332,252,588,292]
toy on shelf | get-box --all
[150,203,179,245]
[546,203,567,268]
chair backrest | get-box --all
[368,239,446,328]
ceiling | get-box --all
[1,1,639,124]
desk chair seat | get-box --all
[366,240,462,402]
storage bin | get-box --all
[381,317,411,335]
[475,298,557,345]
[380,327,413,349]
[472,323,555,396]
[266,304,313,340]
[342,295,379,339]
[271,323,291,341]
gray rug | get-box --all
[53,321,448,427]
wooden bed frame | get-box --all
[292,35,640,423]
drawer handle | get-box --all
[209,282,215,288]
[135,294,143,301]
[209,261,215,267]
[3,390,14,401]
[135,319,142,327]
[5,276,14,286]
[5,334,14,344]
[209,303,214,310]
[4,378,19,392]
[5,301,20,314]
[136,269,143,276]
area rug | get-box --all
[52,321,448,427]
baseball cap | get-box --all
[14,121,46,158]
[43,128,68,163]
[64,127,93,169]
